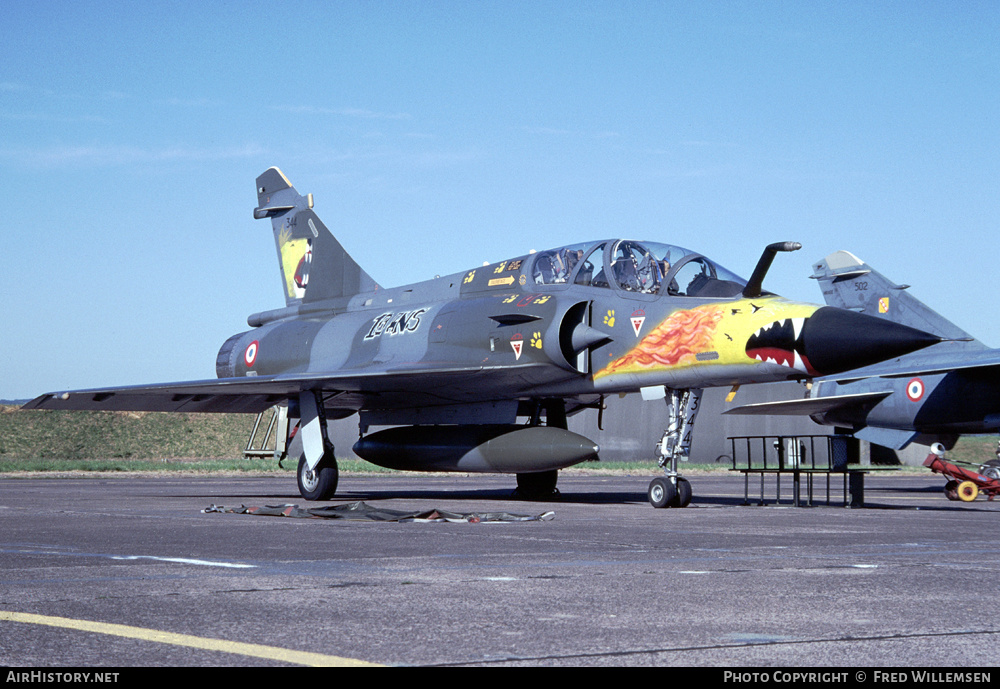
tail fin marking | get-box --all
[810,250,979,343]
[254,167,377,307]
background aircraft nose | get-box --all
[799,306,942,375]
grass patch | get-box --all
[941,435,998,466]
[3,405,995,475]
[0,457,294,474]
[1,406,255,460]
[0,405,726,475]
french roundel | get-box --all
[244,340,259,367]
[906,378,924,402]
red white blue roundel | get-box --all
[244,340,259,367]
[906,378,924,402]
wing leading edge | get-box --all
[20,362,558,415]
[819,349,1000,383]
[23,377,307,414]
[724,391,892,417]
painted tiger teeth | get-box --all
[793,350,807,372]
[753,318,804,340]
[791,317,804,341]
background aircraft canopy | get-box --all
[531,239,747,298]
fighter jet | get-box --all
[24,169,943,507]
[726,250,1000,480]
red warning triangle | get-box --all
[511,340,523,360]
[630,311,646,337]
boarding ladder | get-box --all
[243,405,290,461]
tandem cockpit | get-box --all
[530,239,747,298]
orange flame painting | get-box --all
[599,304,725,377]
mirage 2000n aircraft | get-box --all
[25,168,945,507]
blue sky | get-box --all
[3,1,999,400]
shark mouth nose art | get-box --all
[745,307,943,377]
[745,317,813,373]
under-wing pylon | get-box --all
[25,171,943,507]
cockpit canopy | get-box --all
[531,239,747,298]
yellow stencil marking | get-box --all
[1,611,381,667]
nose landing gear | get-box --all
[648,388,700,508]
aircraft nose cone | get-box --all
[799,307,942,375]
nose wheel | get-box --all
[648,388,701,508]
[648,476,692,508]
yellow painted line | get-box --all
[1,611,381,667]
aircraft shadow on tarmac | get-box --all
[178,489,988,512]
[175,485,751,508]
[177,487,651,505]
[161,476,991,511]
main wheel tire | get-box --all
[515,470,559,499]
[297,452,339,501]
[648,477,677,508]
[956,480,979,502]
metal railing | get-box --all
[728,434,857,506]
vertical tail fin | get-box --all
[254,167,378,306]
[810,250,980,344]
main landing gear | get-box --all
[514,399,566,500]
[647,388,700,508]
[980,440,1000,481]
[294,391,339,501]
